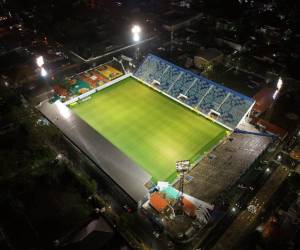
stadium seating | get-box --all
[158,66,182,91]
[168,72,196,98]
[217,95,252,128]
[134,54,255,129]
[135,55,169,83]
[54,63,123,102]
[198,85,228,114]
[185,79,211,106]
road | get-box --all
[211,165,289,250]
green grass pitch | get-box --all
[70,77,227,182]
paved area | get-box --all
[211,165,289,250]
[37,100,151,202]
[182,133,272,202]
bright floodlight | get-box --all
[272,90,279,100]
[277,77,283,90]
[273,77,283,100]
[176,160,190,173]
[56,101,71,119]
[40,67,48,77]
[131,25,141,34]
[36,56,44,67]
[133,33,140,42]
[131,25,141,42]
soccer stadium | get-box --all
[40,54,255,203]
[70,76,227,182]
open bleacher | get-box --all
[51,62,123,102]
[135,54,255,129]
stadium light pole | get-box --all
[36,55,48,79]
[175,160,190,214]
[131,25,141,61]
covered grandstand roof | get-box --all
[135,54,255,129]
[254,118,287,138]
[38,100,151,203]
[253,87,275,114]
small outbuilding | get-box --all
[194,48,223,69]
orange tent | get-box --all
[149,192,168,213]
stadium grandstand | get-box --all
[135,54,255,129]
[50,61,123,102]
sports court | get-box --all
[70,77,227,182]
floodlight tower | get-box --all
[265,76,283,120]
[36,56,48,78]
[131,25,141,61]
[175,160,190,213]
[272,77,283,100]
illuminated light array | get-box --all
[40,67,48,77]
[273,77,283,100]
[36,56,44,67]
[131,25,141,34]
[131,25,141,42]
[55,101,71,119]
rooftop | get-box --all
[149,192,169,213]
[196,48,223,61]
[253,87,275,114]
